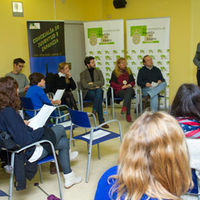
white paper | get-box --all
[53,89,65,101]
[28,104,56,130]
[82,129,110,140]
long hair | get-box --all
[0,76,20,110]
[110,111,192,200]
[114,57,132,78]
[58,62,71,83]
[170,83,200,120]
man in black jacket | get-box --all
[137,55,166,112]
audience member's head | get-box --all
[111,111,192,200]
[58,62,71,74]
[170,83,200,120]
[13,58,25,74]
[84,56,95,68]
[29,72,45,86]
[143,55,153,68]
[0,76,20,110]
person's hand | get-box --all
[51,100,61,105]
[122,85,128,89]
[24,85,29,92]
[66,72,72,78]
[24,120,29,125]
[145,83,151,87]
[96,86,100,88]
[157,80,162,84]
[88,82,93,85]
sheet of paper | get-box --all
[53,89,65,101]
[82,129,110,140]
[28,104,56,130]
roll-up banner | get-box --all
[126,17,170,107]
[27,21,65,75]
[84,19,124,89]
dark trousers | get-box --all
[116,88,134,115]
[85,88,104,123]
[197,70,200,86]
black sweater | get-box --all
[137,66,165,88]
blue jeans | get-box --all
[39,125,71,174]
[142,82,167,112]
[85,88,104,123]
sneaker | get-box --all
[126,115,132,123]
[63,171,82,189]
[4,165,12,174]
[121,106,127,114]
[70,151,78,161]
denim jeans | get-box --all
[39,125,71,174]
[142,82,167,112]
[85,88,104,123]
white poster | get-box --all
[126,17,170,107]
[84,20,124,89]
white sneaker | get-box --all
[70,151,78,161]
[4,165,12,174]
[63,171,82,188]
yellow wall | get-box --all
[0,0,199,101]
[0,0,102,77]
[102,0,194,102]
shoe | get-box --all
[101,124,109,129]
[70,151,78,161]
[121,106,127,114]
[63,171,82,189]
[126,115,132,122]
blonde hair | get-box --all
[114,57,132,77]
[58,62,71,83]
[110,111,192,200]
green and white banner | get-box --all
[126,17,170,107]
[84,19,124,88]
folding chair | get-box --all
[68,108,122,183]
[138,86,167,114]
[186,138,200,200]
[2,140,63,200]
[110,87,139,119]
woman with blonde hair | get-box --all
[110,57,135,122]
[95,111,193,200]
[53,62,78,109]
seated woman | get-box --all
[25,72,61,118]
[110,57,135,122]
[53,62,78,110]
[95,111,192,200]
[170,83,200,138]
[0,77,82,188]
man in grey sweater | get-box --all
[193,43,200,86]
[6,58,29,96]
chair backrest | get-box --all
[186,138,200,170]
[45,72,56,93]
[20,97,35,110]
[68,108,91,128]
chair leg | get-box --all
[97,144,100,160]
[9,152,15,200]
[38,165,43,184]
[86,143,92,183]
[195,170,200,200]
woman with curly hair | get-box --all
[110,57,135,122]
[95,111,192,200]
[0,76,81,189]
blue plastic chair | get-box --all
[68,108,122,183]
[3,140,63,200]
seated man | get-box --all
[137,55,166,112]
[80,56,109,128]
[6,58,29,96]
